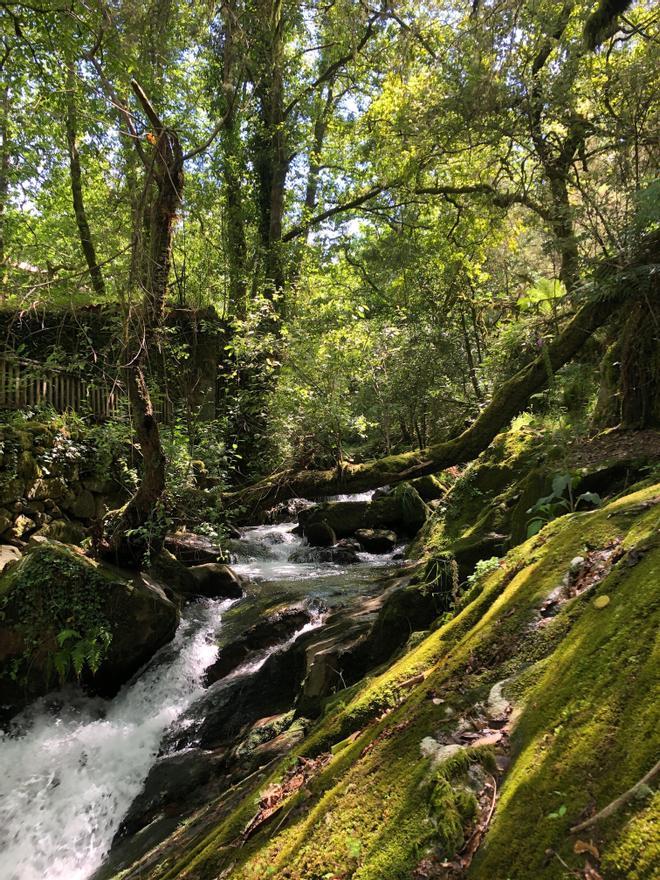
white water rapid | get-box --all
[0,507,395,880]
[0,597,231,880]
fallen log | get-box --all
[226,234,658,514]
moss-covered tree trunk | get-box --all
[228,234,657,512]
[619,297,660,428]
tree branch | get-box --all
[282,184,385,241]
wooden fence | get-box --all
[0,356,170,422]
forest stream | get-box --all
[0,494,401,880]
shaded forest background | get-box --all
[0,0,657,547]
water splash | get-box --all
[0,598,231,880]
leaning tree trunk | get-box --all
[102,81,184,565]
[226,231,658,513]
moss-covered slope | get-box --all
[120,480,659,880]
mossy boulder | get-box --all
[0,540,179,718]
[123,483,659,880]
[411,473,448,501]
[412,425,659,578]
[300,485,428,542]
[305,520,337,547]
[355,528,397,553]
[299,501,370,538]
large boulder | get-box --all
[355,528,397,553]
[299,501,369,538]
[164,531,227,566]
[305,521,337,547]
[0,541,179,717]
[189,563,244,599]
[204,606,313,686]
[150,550,244,601]
[298,484,429,542]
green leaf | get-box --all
[57,628,81,646]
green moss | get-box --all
[470,506,660,878]
[130,482,660,880]
[601,791,660,879]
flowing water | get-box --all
[0,505,394,880]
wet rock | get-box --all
[190,563,244,599]
[336,537,362,552]
[164,531,226,566]
[205,606,312,686]
[0,541,179,716]
[319,546,360,564]
[266,497,315,524]
[299,501,369,537]
[305,521,337,547]
[300,484,428,540]
[148,549,198,596]
[355,528,397,553]
[114,749,219,843]
[192,640,310,750]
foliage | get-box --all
[0,546,113,685]
[526,474,602,537]
[0,0,655,481]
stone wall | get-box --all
[0,420,128,548]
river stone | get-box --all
[355,528,397,553]
[319,546,360,564]
[189,563,244,599]
[305,521,337,547]
[148,548,198,596]
[204,606,312,686]
[164,531,226,566]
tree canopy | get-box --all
[0,0,657,540]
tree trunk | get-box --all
[227,233,657,513]
[619,297,660,428]
[460,310,483,401]
[0,77,9,303]
[65,61,106,299]
[102,81,184,564]
[252,0,288,310]
[217,1,248,319]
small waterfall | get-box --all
[0,498,397,880]
[0,598,231,880]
